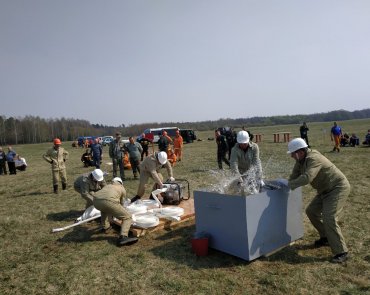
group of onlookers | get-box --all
[0,146,27,175]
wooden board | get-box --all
[113,198,195,237]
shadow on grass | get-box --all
[149,224,327,268]
[56,225,119,246]
[47,210,84,221]
[11,191,51,198]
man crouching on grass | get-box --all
[93,177,138,246]
[285,138,350,263]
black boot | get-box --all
[62,183,67,190]
[53,185,58,194]
[117,235,138,246]
[131,195,141,203]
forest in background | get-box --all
[1,108,369,145]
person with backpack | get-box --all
[300,122,310,147]
[224,127,236,160]
[215,130,230,169]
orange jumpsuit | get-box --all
[173,134,183,161]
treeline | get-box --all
[1,108,369,145]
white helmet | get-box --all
[92,169,104,181]
[157,151,167,164]
[237,130,250,144]
[287,138,308,153]
[112,177,123,185]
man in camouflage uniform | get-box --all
[93,177,138,246]
[74,169,107,209]
[130,151,174,203]
[109,132,125,181]
[286,138,350,263]
[43,138,69,194]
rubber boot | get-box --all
[130,195,141,203]
[117,235,138,246]
[62,182,67,190]
[53,185,59,194]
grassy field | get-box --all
[0,119,369,295]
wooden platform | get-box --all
[113,198,195,237]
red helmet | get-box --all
[54,138,62,145]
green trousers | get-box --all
[93,198,132,236]
[306,179,350,255]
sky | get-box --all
[1,0,370,127]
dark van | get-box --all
[180,129,197,143]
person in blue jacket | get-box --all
[90,138,103,169]
[6,146,17,175]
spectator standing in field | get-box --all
[215,130,230,169]
[6,146,17,175]
[0,147,7,175]
[242,126,254,142]
[14,154,27,171]
[130,151,174,203]
[158,130,172,152]
[93,177,138,246]
[124,136,143,179]
[138,133,151,161]
[74,168,107,209]
[90,138,103,169]
[109,132,125,181]
[43,138,69,194]
[285,138,350,263]
[331,122,343,152]
[224,127,237,160]
[300,122,310,147]
[173,129,183,161]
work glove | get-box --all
[275,178,289,189]
[169,177,175,182]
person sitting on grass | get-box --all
[363,129,370,146]
[81,149,93,167]
[14,154,27,171]
[349,134,359,147]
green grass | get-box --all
[0,119,369,295]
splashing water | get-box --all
[199,159,290,196]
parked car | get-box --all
[102,136,114,146]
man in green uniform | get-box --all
[230,130,264,194]
[124,136,143,179]
[109,132,125,181]
[43,138,69,194]
[74,169,107,209]
[93,177,138,246]
[130,151,174,203]
[286,138,350,263]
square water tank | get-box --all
[194,186,303,261]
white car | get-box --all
[102,137,114,146]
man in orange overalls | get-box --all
[173,130,183,161]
